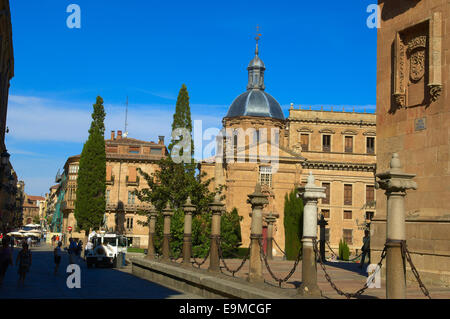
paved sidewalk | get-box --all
[151,255,450,299]
[0,243,191,299]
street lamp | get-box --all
[1,150,10,166]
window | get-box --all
[129,147,140,154]
[366,211,374,221]
[69,165,79,174]
[126,217,134,230]
[344,184,352,205]
[106,190,110,203]
[150,148,162,155]
[343,229,353,245]
[366,185,375,204]
[367,137,375,154]
[325,228,330,242]
[300,134,309,151]
[321,209,330,219]
[345,136,353,153]
[128,191,135,204]
[322,135,331,152]
[259,166,272,187]
[344,210,352,219]
[322,183,330,204]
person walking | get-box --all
[54,242,63,275]
[26,236,32,249]
[76,240,83,262]
[16,242,32,286]
[0,237,13,286]
[68,238,77,264]
[359,230,371,269]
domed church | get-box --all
[199,38,377,256]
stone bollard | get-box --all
[264,212,277,260]
[145,207,158,260]
[247,183,269,283]
[182,196,196,267]
[162,202,174,261]
[298,172,326,297]
[318,214,328,263]
[376,153,417,299]
[208,193,225,272]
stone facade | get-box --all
[61,131,167,247]
[22,195,44,225]
[373,0,450,287]
[199,44,377,256]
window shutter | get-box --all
[128,166,137,182]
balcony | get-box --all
[61,200,75,211]
[106,175,115,186]
[126,175,140,186]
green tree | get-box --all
[283,189,304,260]
[168,84,194,161]
[220,207,243,257]
[74,96,106,240]
[32,215,40,225]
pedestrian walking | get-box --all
[26,236,32,248]
[0,237,13,286]
[359,230,371,269]
[54,242,63,275]
[77,240,83,262]
[68,238,77,264]
[16,242,32,286]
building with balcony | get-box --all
[60,131,167,247]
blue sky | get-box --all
[7,0,377,196]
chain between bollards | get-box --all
[313,238,387,299]
[191,246,211,268]
[272,238,287,257]
[401,241,432,299]
[217,237,251,277]
[258,237,302,288]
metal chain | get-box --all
[258,237,302,287]
[272,238,287,256]
[217,237,251,277]
[191,246,211,268]
[325,241,361,262]
[401,241,432,299]
[313,238,387,299]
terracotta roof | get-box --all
[106,137,162,146]
[27,195,45,201]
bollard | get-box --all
[162,202,174,261]
[298,172,325,297]
[145,207,158,260]
[182,196,196,267]
[376,153,417,299]
[265,213,277,260]
[208,193,225,272]
[247,183,269,283]
[318,214,328,263]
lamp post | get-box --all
[376,153,417,299]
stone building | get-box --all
[60,131,167,247]
[0,0,18,233]
[22,194,44,225]
[373,0,450,287]
[199,41,377,255]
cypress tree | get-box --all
[74,96,106,240]
[283,189,304,260]
[168,84,194,162]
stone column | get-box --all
[376,153,417,299]
[298,172,326,297]
[182,196,196,267]
[264,213,277,260]
[208,193,225,272]
[162,202,174,261]
[247,184,269,283]
[318,214,328,263]
[145,207,158,260]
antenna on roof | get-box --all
[124,96,129,138]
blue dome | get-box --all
[225,89,285,120]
